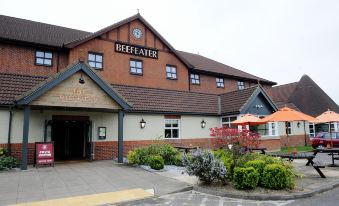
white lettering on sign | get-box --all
[115,42,158,59]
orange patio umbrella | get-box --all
[311,110,339,147]
[261,106,317,149]
[231,113,265,126]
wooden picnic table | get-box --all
[313,148,339,167]
[173,145,198,153]
[246,147,267,154]
[271,153,326,178]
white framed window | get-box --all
[35,50,53,66]
[165,119,180,138]
[237,81,245,90]
[130,59,143,75]
[268,122,278,136]
[286,122,292,135]
[88,52,103,69]
[216,77,224,88]
[166,65,177,79]
[190,73,200,85]
[221,116,237,128]
[309,123,315,137]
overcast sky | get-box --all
[1,0,338,104]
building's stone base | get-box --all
[0,135,311,163]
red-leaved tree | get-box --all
[210,126,261,149]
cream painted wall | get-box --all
[0,109,119,144]
[181,116,220,139]
[277,121,309,136]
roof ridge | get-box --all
[0,14,91,34]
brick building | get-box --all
[0,13,311,169]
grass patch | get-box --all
[280,145,313,153]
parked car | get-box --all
[311,132,339,149]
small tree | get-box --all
[210,126,261,156]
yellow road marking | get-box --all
[11,188,153,206]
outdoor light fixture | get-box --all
[79,74,85,84]
[201,120,206,128]
[297,122,301,128]
[140,118,146,129]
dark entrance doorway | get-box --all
[51,116,92,161]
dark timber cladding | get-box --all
[115,42,158,59]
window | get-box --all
[88,52,103,69]
[221,116,237,128]
[165,119,180,138]
[166,65,177,79]
[216,77,224,88]
[268,122,278,136]
[130,59,143,75]
[309,123,315,137]
[286,122,292,135]
[237,81,245,90]
[35,51,52,66]
[190,73,200,85]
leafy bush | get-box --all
[149,155,164,170]
[127,150,139,165]
[184,149,227,184]
[213,149,235,179]
[0,156,16,170]
[233,167,259,190]
[0,147,7,157]
[244,160,266,175]
[134,147,150,165]
[261,164,289,190]
[173,153,184,166]
[158,144,178,165]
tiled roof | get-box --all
[272,75,339,116]
[112,84,219,114]
[178,51,276,85]
[0,15,90,47]
[219,86,258,115]
[0,14,275,84]
[0,73,47,105]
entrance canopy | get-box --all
[15,61,131,110]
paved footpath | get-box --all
[0,161,190,205]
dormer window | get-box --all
[238,81,245,90]
[190,73,200,85]
[35,50,52,66]
[216,77,224,88]
[88,52,103,69]
[166,65,177,79]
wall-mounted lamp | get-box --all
[140,118,146,129]
[201,120,206,128]
[297,122,301,128]
[79,73,85,84]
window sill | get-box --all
[166,78,178,80]
[130,72,143,76]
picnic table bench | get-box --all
[271,153,326,178]
[173,145,198,153]
[246,147,267,154]
[313,148,339,167]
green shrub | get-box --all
[213,149,235,178]
[158,144,178,165]
[261,164,289,190]
[127,150,139,165]
[0,156,16,170]
[244,160,266,175]
[233,167,259,190]
[133,147,150,165]
[173,153,184,166]
[149,155,164,170]
[0,147,7,157]
[184,149,227,184]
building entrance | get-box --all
[51,116,92,161]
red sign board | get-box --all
[35,142,54,166]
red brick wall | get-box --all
[0,143,35,164]
[0,42,68,76]
[280,135,311,147]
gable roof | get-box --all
[0,14,275,84]
[178,51,276,85]
[15,61,131,110]
[219,85,277,115]
[64,13,193,68]
[0,14,90,47]
[272,75,339,116]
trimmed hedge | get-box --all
[261,164,289,190]
[233,167,259,190]
[149,155,164,170]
